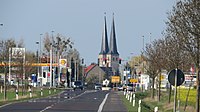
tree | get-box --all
[161,35,191,103]
[166,0,200,111]
[144,39,163,100]
[0,39,17,100]
[43,33,73,58]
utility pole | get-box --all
[50,44,53,87]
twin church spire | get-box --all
[99,13,119,55]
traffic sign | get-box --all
[168,69,185,86]
[130,79,137,83]
[111,76,120,83]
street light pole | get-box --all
[50,43,52,88]
[141,36,145,92]
[39,34,43,77]
[51,31,55,87]
[36,41,39,79]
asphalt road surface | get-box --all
[0,89,110,112]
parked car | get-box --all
[73,81,84,90]
[95,83,102,90]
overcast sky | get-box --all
[0,0,176,65]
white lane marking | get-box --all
[97,93,109,112]
[40,105,54,112]
[40,90,96,112]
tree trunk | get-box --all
[151,78,155,99]
[196,67,199,112]
[158,72,161,101]
[168,84,172,103]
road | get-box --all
[0,89,112,112]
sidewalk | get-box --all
[102,91,127,112]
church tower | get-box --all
[106,14,119,75]
[98,14,109,67]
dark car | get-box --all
[73,81,84,90]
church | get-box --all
[85,14,120,84]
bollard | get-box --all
[133,94,136,107]
[124,89,126,95]
[40,88,43,96]
[130,92,133,103]
[127,92,130,100]
[16,89,18,100]
[29,87,32,98]
[126,92,128,99]
[129,95,132,103]
[154,107,158,112]
[138,100,141,112]
[49,87,51,94]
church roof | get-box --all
[99,14,109,55]
[108,13,119,55]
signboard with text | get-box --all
[111,76,120,83]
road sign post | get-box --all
[168,68,185,112]
[174,68,178,112]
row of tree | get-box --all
[129,0,199,111]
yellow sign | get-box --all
[130,79,138,83]
[160,75,165,80]
[111,76,120,83]
[59,59,67,67]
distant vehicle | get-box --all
[95,83,102,90]
[117,85,123,91]
[73,81,84,90]
[123,83,134,91]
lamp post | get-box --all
[50,43,53,88]
[51,31,55,87]
[36,41,39,79]
[39,34,43,77]
[142,36,145,92]
[81,58,84,82]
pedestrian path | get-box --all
[102,91,127,112]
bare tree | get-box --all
[166,0,200,111]
[43,33,73,57]
[144,39,164,100]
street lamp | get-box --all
[36,41,39,79]
[141,36,145,74]
[39,34,43,77]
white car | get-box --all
[95,83,102,90]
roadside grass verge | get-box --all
[0,87,63,106]
[121,88,196,112]
[121,91,154,112]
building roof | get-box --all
[99,14,109,55]
[84,63,97,75]
[108,13,119,55]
